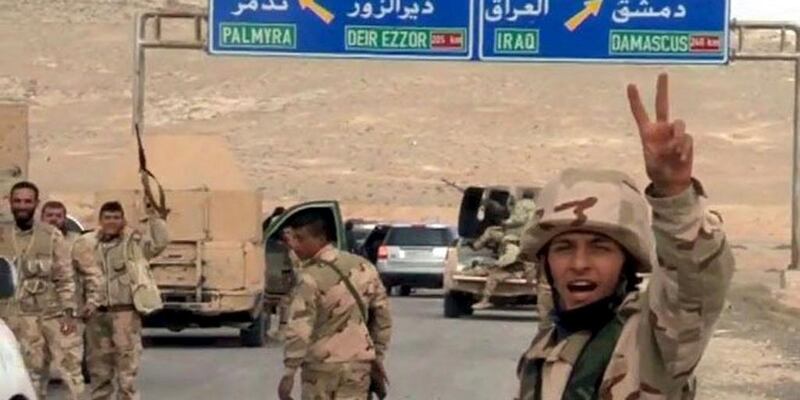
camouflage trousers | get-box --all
[473,226,504,251]
[9,314,86,400]
[86,309,142,400]
[301,362,372,400]
[481,269,517,301]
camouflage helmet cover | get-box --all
[520,168,657,273]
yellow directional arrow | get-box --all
[299,0,334,24]
[565,0,604,32]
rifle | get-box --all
[440,178,465,193]
[134,123,169,219]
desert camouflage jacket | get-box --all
[0,222,84,317]
[518,181,735,400]
[75,216,168,307]
[284,244,392,373]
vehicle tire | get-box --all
[240,311,270,347]
[461,299,474,316]
[444,292,463,318]
[399,286,412,297]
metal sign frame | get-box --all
[730,20,800,271]
[132,12,800,270]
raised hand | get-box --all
[627,73,694,197]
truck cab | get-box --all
[263,200,347,315]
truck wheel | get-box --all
[399,286,412,297]
[444,292,463,318]
[240,311,270,347]
[461,298,475,316]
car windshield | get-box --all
[385,227,453,247]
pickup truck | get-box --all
[443,186,539,318]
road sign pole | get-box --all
[731,20,800,270]
[130,12,206,137]
[133,13,146,137]
[792,54,800,270]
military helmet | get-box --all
[520,168,657,273]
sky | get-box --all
[732,0,800,22]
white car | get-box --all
[0,257,37,400]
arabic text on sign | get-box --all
[612,0,687,24]
[346,0,436,21]
[231,0,291,16]
[484,0,550,23]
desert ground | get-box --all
[3,1,800,399]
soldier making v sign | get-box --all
[515,73,735,399]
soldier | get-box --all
[471,233,529,310]
[78,200,168,400]
[40,200,101,396]
[516,74,735,399]
[0,182,98,400]
[278,209,392,400]
[504,188,536,236]
[470,199,510,252]
[470,189,538,310]
[41,201,77,242]
[41,201,86,312]
[472,191,534,253]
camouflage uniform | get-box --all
[45,230,100,396]
[470,197,537,309]
[473,197,535,252]
[471,234,530,309]
[471,225,504,252]
[0,222,101,400]
[80,214,169,400]
[504,197,536,236]
[516,169,735,399]
[284,244,392,400]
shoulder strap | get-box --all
[318,259,368,321]
[563,314,628,400]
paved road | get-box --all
[51,292,540,399]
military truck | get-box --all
[94,188,270,345]
[443,186,539,318]
[95,134,346,347]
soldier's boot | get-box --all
[472,299,493,310]
[473,274,501,310]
